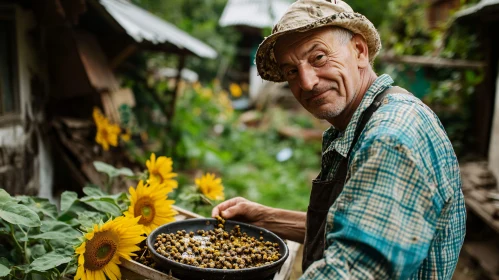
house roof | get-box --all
[96,0,217,58]
[219,0,292,29]
[455,0,499,20]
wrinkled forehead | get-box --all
[273,27,337,59]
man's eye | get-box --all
[312,54,327,67]
[286,69,297,77]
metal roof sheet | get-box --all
[455,0,499,19]
[219,0,292,28]
[98,0,217,58]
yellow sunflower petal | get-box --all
[75,242,86,255]
[103,265,117,280]
[75,265,84,280]
[107,261,122,279]
[94,269,106,280]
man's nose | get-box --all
[298,65,318,92]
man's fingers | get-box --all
[211,207,220,218]
[221,202,248,219]
[211,197,246,218]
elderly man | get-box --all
[212,0,466,279]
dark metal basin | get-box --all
[147,218,289,280]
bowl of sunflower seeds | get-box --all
[147,216,289,280]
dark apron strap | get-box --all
[302,85,411,271]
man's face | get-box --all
[274,27,361,121]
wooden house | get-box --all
[0,0,216,200]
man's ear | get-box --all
[352,34,369,68]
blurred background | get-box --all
[0,0,498,279]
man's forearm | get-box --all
[255,207,306,243]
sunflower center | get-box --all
[97,244,111,258]
[142,206,151,217]
[134,197,155,224]
[100,127,109,138]
[83,230,119,271]
[151,172,164,184]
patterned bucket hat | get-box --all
[255,0,381,82]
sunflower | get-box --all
[92,107,106,124]
[93,108,121,151]
[229,83,242,98]
[146,153,178,193]
[75,216,144,280]
[195,173,225,201]
[125,180,178,235]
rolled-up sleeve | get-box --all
[300,136,443,279]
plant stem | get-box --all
[106,175,113,194]
[9,224,26,263]
[201,195,214,206]
[19,226,29,262]
[45,239,54,251]
[60,257,75,277]
[53,267,61,280]
[10,269,24,280]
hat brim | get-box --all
[255,12,381,83]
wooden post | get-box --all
[488,58,499,184]
[110,44,137,70]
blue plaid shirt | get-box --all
[301,74,466,279]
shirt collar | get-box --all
[323,74,394,157]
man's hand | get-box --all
[211,197,268,224]
[212,197,307,243]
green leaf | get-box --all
[17,196,57,220]
[93,161,116,177]
[110,191,128,201]
[30,244,47,260]
[93,161,134,178]
[28,231,80,241]
[0,263,10,277]
[60,191,78,213]
[83,185,106,197]
[58,201,88,222]
[77,211,103,230]
[29,249,72,272]
[40,220,68,232]
[30,221,81,242]
[0,257,11,277]
[38,222,81,241]
[0,202,41,227]
[116,167,135,177]
[82,200,123,217]
[0,189,13,204]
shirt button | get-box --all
[383,98,389,104]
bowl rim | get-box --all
[146,218,290,274]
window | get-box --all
[0,7,19,117]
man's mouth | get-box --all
[307,89,333,103]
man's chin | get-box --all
[310,107,343,120]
